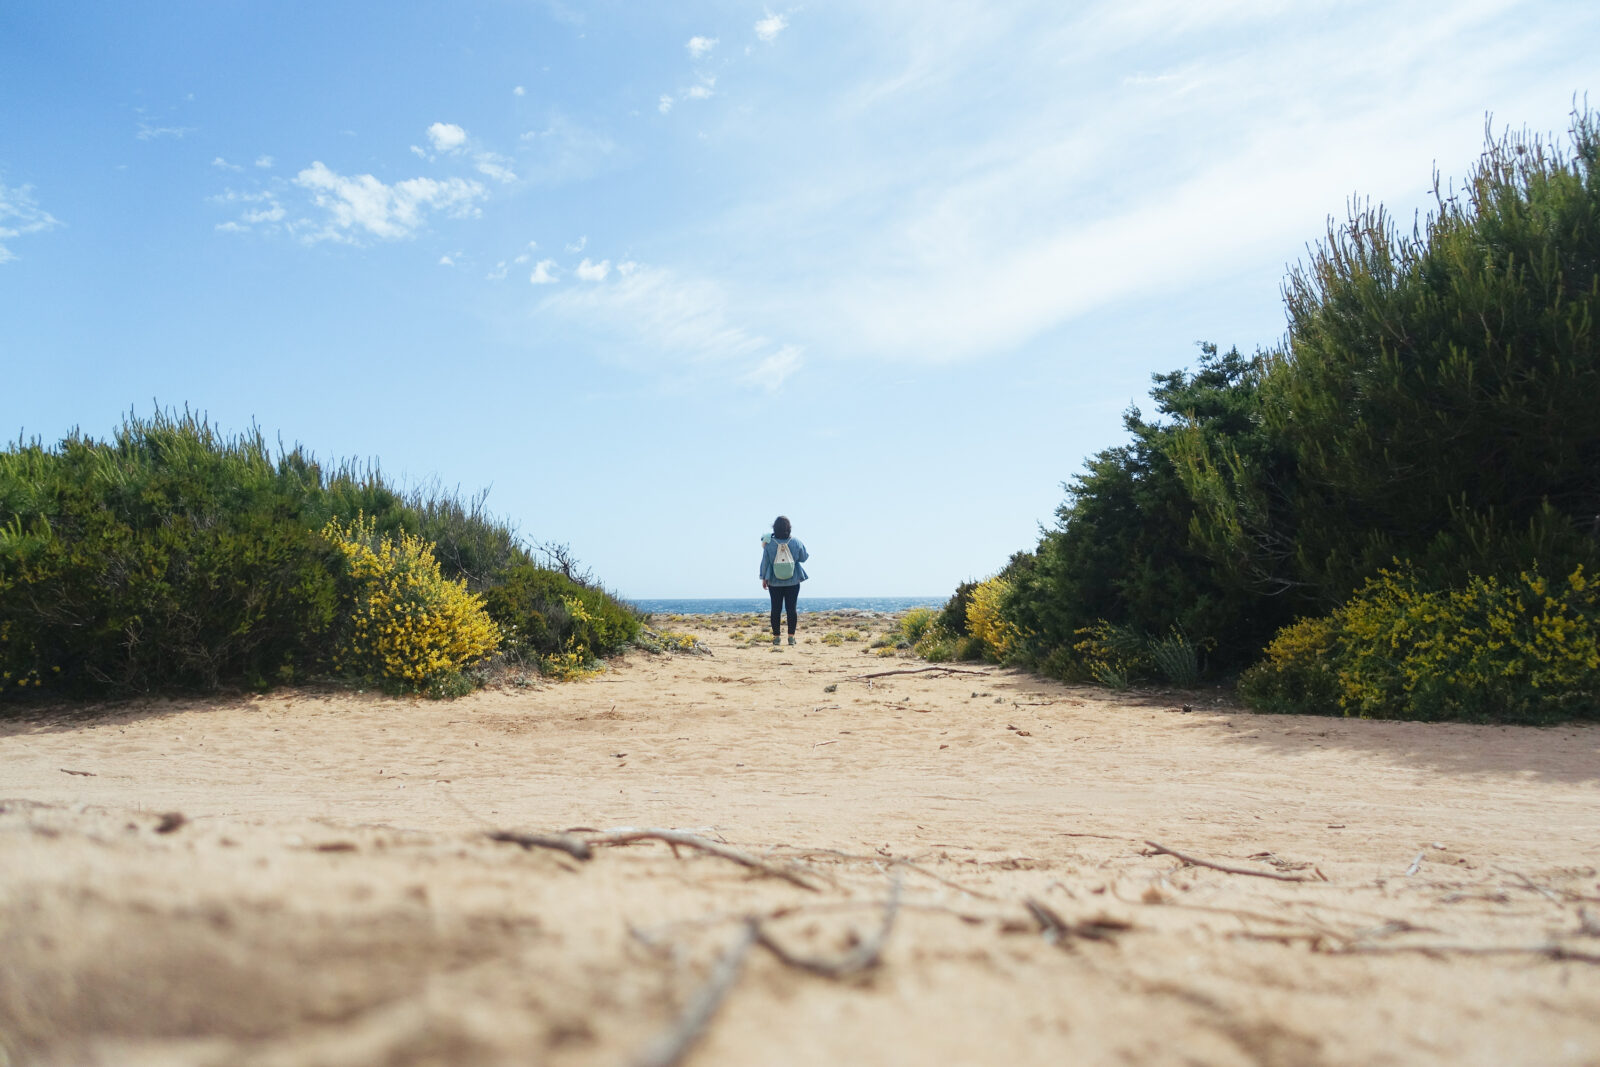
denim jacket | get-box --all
[759,536,809,586]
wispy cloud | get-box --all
[529,258,559,284]
[0,182,61,263]
[513,85,526,96]
[137,121,196,140]
[575,257,610,281]
[293,162,486,242]
[474,152,518,184]
[741,345,803,391]
[663,0,1588,365]
[211,157,243,171]
[534,262,800,389]
[659,94,674,114]
[254,155,275,169]
[687,35,718,58]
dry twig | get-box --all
[631,922,758,1067]
[850,666,993,680]
[486,830,593,860]
[753,875,903,977]
[587,829,823,891]
[1145,840,1317,883]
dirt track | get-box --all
[2,611,1598,1066]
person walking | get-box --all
[759,515,808,646]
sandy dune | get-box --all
[2,610,1598,1066]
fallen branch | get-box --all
[486,830,593,860]
[850,666,993,680]
[754,875,902,978]
[587,829,822,891]
[631,922,758,1067]
[1327,942,1600,965]
[1024,898,1133,946]
[59,768,96,777]
[771,846,1002,901]
[1145,840,1316,883]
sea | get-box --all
[626,596,944,616]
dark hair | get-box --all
[772,515,792,539]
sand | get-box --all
[2,609,1598,1066]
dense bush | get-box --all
[1001,345,1291,679]
[0,411,638,702]
[0,415,341,695]
[1240,566,1600,722]
[925,105,1600,722]
[479,562,640,670]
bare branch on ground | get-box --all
[1145,840,1318,883]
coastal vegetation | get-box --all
[922,106,1600,722]
[0,411,638,702]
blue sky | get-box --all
[2,1,1595,597]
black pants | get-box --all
[769,584,799,635]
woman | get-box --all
[759,515,809,645]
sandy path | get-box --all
[2,611,1598,1066]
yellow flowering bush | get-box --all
[323,515,502,693]
[1241,565,1600,723]
[966,576,1025,662]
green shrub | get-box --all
[0,414,341,697]
[899,607,937,645]
[478,563,639,667]
[1240,566,1600,723]
[0,410,638,702]
[937,581,978,637]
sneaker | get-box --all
[787,635,797,646]
[771,634,781,646]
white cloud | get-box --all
[474,152,518,183]
[618,260,639,276]
[659,94,674,114]
[0,182,61,263]
[575,257,611,281]
[292,161,486,241]
[566,235,587,252]
[754,13,788,41]
[529,258,559,284]
[439,254,455,266]
[685,83,714,101]
[426,122,468,153]
[210,156,243,171]
[254,155,275,169]
[513,85,526,96]
[687,35,718,58]
[241,203,286,224]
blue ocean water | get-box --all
[627,596,944,615]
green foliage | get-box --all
[933,107,1600,722]
[478,563,640,670]
[1241,566,1600,723]
[898,607,937,645]
[1001,345,1285,680]
[0,410,637,702]
[0,412,341,697]
[1188,111,1600,603]
[937,581,978,636]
